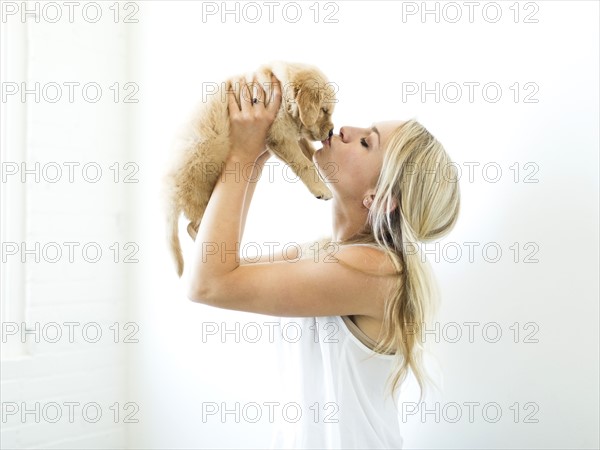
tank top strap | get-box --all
[340,315,379,350]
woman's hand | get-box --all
[227,74,282,162]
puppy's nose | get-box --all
[328,129,333,137]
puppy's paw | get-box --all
[314,186,333,201]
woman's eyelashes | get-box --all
[360,137,369,148]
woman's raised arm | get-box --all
[186,75,281,296]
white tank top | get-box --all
[269,315,404,449]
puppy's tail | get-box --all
[167,206,184,278]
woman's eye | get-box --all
[360,138,369,148]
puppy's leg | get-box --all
[272,139,332,200]
[187,220,199,240]
[298,138,316,162]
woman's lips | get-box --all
[321,136,331,147]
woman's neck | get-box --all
[330,197,368,242]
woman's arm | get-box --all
[186,76,281,296]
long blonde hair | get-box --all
[324,119,461,406]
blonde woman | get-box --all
[186,76,461,448]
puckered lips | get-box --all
[319,129,334,149]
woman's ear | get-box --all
[363,193,398,213]
[363,194,375,209]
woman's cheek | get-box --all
[316,152,339,182]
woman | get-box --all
[186,76,461,448]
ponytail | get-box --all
[336,119,461,409]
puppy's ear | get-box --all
[296,82,323,127]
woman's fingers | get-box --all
[242,78,256,111]
[225,73,282,160]
[227,73,280,118]
[266,74,282,113]
[252,76,268,106]
[226,79,240,114]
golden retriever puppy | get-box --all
[163,61,336,277]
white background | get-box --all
[1,1,598,448]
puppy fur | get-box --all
[163,61,336,277]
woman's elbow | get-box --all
[186,281,212,304]
[186,273,231,305]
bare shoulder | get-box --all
[330,243,401,321]
[332,245,403,341]
[331,243,399,276]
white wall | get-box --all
[2,1,598,449]
[1,5,135,449]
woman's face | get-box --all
[313,120,404,203]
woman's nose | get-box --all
[339,126,348,142]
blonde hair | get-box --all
[324,119,461,407]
